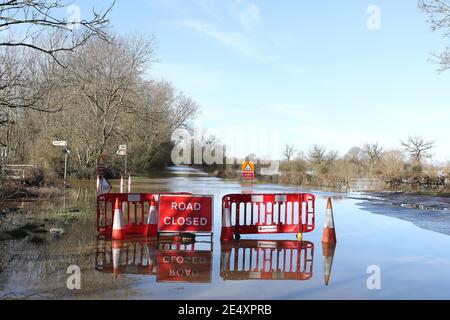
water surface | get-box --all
[1,167,450,300]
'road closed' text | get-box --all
[163,216,208,226]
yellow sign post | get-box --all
[242,161,255,180]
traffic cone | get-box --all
[220,242,232,275]
[322,198,336,244]
[322,242,336,286]
[220,201,234,242]
[112,240,124,278]
[146,241,158,275]
[146,199,157,239]
[112,198,126,240]
[120,176,125,193]
[127,174,132,193]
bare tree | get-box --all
[401,135,435,163]
[363,143,383,168]
[0,0,115,137]
[308,144,326,165]
[0,0,114,65]
[57,35,154,167]
[282,144,296,163]
[382,149,405,178]
[327,150,339,162]
[345,146,364,164]
[308,144,338,165]
[419,0,450,71]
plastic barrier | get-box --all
[95,236,213,283]
[96,192,191,238]
[96,236,158,276]
[157,242,213,283]
[220,240,314,281]
[221,193,315,241]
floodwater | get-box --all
[2,167,450,300]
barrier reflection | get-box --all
[220,240,314,281]
[96,235,212,283]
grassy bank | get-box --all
[204,166,450,193]
[0,205,90,243]
[0,181,64,201]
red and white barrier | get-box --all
[220,193,315,241]
[95,236,212,282]
[220,240,314,281]
[96,236,158,276]
[96,193,193,239]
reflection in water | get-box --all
[94,237,339,285]
[95,236,213,283]
[220,240,315,281]
[322,243,336,286]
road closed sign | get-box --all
[157,250,212,283]
[158,195,214,233]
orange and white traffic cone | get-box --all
[220,243,232,274]
[112,198,126,240]
[120,176,125,193]
[146,242,158,275]
[112,239,124,278]
[220,201,234,242]
[322,242,336,286]
[127,174,132,193]
[146,199,157,239]
[322,198,336,244]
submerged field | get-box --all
[1,168,450,300]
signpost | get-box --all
[97,155,110,194]
[242,161,255,181]
[158,195,214,234]
[52,140,69,187]
[116,145,127,174]
[97,155,106,177]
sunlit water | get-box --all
[1,167,450,300]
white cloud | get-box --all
[232,1,261,31]
[181,19,276,61]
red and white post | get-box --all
[120,176,125,193]
[220,200,233,241]
[146,198,157,239]
[127,174,132,193]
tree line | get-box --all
[277,135,450,189]
[0,1,198,182]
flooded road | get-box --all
[2,167,450,300]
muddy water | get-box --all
[1,167,450,300]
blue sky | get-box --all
[84,0,450,162]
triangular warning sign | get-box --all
[244,163,252,171]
